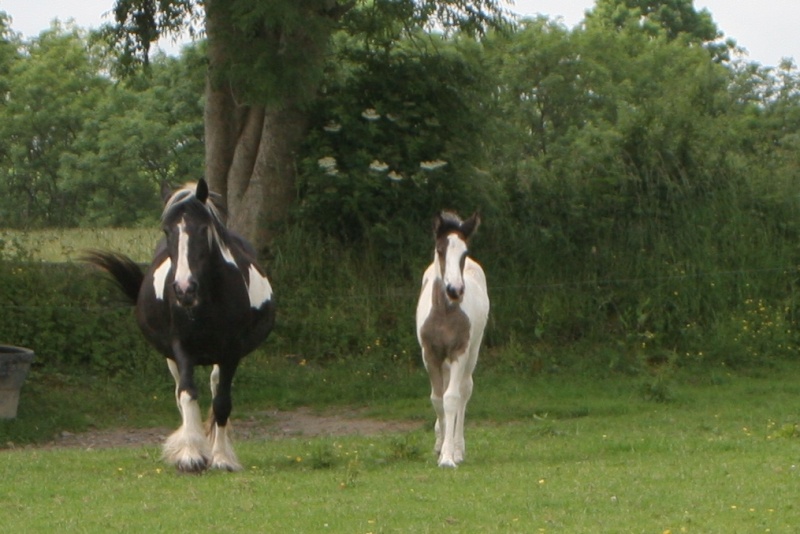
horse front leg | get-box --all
[162,350,211,473]
[207,360,242,471]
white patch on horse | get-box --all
[153,258,172,300]
[246,264,273,308]
[210,364,220,398]
[173,218,193,293]
[210,226,237,266]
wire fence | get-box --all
[1,264,796,312]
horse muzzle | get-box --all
[173,280,199,308]
[445,283,465,302]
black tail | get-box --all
[82,250,144,305]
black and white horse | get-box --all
[416,211,489,467]
[84,179,275,472]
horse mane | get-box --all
[162,182,228,228]
[162,182,231,253]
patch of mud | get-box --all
[42,407,423,450]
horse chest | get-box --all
[420,304,471,362]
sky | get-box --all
[1,0,798,67]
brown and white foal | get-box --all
[416,211,490,467]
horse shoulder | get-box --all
[463,258,490,325]
[464,257,486,288]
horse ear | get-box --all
[196,179,209,204]
[160,181,173,204]
[461,212,481,239]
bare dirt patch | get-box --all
[47,407,423,450]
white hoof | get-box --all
[163,430,211,473]
[438,456,458,468]
[211,456,243,472]
[209,422,242,472]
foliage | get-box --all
[299,32,500,259]
[0,259,157,375]
[0,24,204,228]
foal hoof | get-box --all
[437,457,458,469]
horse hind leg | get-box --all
[167,359,183,416]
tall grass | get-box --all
[0,227,159,263]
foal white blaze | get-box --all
[416,212,489,468]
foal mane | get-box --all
[435,211,465,238]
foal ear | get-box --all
[196,179,209,204]
[461,212,481,239]
[432,212,444,237]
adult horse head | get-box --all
[415,211,489,468]
[84,179,275,472]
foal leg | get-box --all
[424,352,446,458]
[207,361,242,471]
[162,353,211,472]
[453,347,479,465]
[453,372,473,465]
[439,356,467,468]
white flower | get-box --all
[420,159,448,171]
[369,160,389,172]
[387,171,404,182]
[323,121,342,133]
[317,156,337,170]
[361,108,381,121]
[385,113,399,122]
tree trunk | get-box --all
[203,0,311,256]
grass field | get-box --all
[0,227,159,262]
[2,363,800,532]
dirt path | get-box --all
[47,407,423,450]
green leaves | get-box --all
[0,24,204,228]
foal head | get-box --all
[161,179,229,308]
[433,211,480,303]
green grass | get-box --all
[0,227,159,262]
[2,363,800,532]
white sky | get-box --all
[1,0,797,67]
